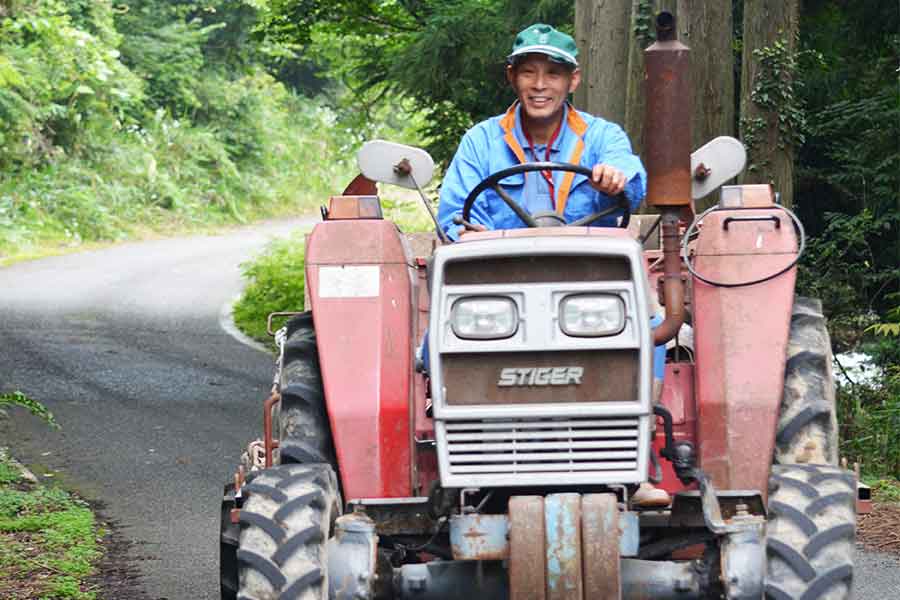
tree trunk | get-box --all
[739,0,800,207]
[676,1,734,148]
[574,0,632,124]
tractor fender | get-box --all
[692,199,798,499]
[306,219,415,499]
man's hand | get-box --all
[589,163,628,196]
[458,223,487,237]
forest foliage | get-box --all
[0,0,419,261]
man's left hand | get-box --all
[589,164,628,196]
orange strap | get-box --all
[555,138,584,215]
[500,104,527,163]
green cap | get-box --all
[508,23,579,68]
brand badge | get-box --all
[497,367,584,387]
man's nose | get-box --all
[533,72,547,89]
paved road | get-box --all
[0,219,314,599]
[2,219,899,599]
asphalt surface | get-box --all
[2,218,900,599]
[0,218,314,599]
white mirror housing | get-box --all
[357,140,435,190]
[690,136,747,200]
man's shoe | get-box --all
[632,482,671,508]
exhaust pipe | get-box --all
[643,12,690,345]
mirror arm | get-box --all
[396,160,450,245]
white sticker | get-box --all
[318,265,380,298]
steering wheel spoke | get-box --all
[492,184,539,228]
[460,162,630,230]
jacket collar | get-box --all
[499,101,588,142]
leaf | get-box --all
[74,84,94,96]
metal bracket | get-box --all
[267,311,303,336]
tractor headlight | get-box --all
[560,294,625,337]
[451,296,518,340]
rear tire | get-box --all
[765,464,855,600]
[278,312,335,466]
[238,463,340,599]
[776,297,839,466]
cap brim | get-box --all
[507,45,578,67]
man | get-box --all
[435,24,669,508]
[437,23,647,240]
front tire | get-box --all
[278,312,335,466]
[765,464,856,600]
[238,463,340,599]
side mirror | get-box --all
[691,136,747,200]
[357,140,435,190]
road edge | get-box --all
[219,294,274,355]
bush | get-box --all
[232,233,307,345]
[798,209,900,352]
[0,0,142,170]
[837,368,900,478]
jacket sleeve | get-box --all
[593,122,647,212]
[437,130,496,241]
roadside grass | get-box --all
[864,476,900,504]
[0,96,355,266]
[232,192,436,345]
[0,450,101,600]
[0,390,59,430]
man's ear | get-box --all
[568,68,582,94]
[506,64,515,87]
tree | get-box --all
[258,0,574,166]
[623,0,657,155]
[573,0,631,124]
[676,0,733,149]
[739,0,801,207]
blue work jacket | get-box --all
[438,103,647,241]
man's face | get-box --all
[507,54,581,123]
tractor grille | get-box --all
[439,416,642,486]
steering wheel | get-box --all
[460,162,631,229]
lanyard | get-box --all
[523,118,563,209]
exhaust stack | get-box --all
[644,11,690,345]
[644,11,692,208]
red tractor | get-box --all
[220,13,856,600]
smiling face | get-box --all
[507,54,581,128]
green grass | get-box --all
[0,452,101,599]
[232,191,436,345]
[863,476,900,504]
